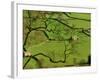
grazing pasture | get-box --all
[23,10,91,69]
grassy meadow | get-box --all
[23,10,91,69]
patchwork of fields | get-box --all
[23,10,91,69]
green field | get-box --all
[23,10,91,69]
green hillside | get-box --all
[23,10,91,69]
